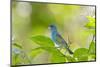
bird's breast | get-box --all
[51,32,57,41]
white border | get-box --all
[0,0,100,67]
[0,0,10,67]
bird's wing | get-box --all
[55,33,68,46]
[55,33,73,54]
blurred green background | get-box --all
[12,1,95,65]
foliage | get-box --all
[12,1,96,65]
[85,16,95,29]
[12,16,96,65]
[74,48,89,61]
[12,34,96,65]
[31,35,66,63]
[31,35,55,47]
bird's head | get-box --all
[48,24,57,32]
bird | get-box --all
[48,24,73,54]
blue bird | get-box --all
[49,25,73,54]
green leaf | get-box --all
[50,53,66,63]
[85,22,95,29]
[39,47,66,63]
[30,47,66,63]
[66,55,76,62]
[31,35,55,47]
[49,48,66,63]
[89,41,96,55]
[31,35,66,63]
[88,54,96,61]
[12,53,21,65]
[85,16,95,29]
[74,48,89,61]
[87,16,95,22]
[29,47,44,59]
[13,43,22,49]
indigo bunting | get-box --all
[49,25,73,54]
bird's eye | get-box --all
[50,25,54,27]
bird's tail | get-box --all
[67,48,73,54]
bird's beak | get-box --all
[48,26,50,30]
